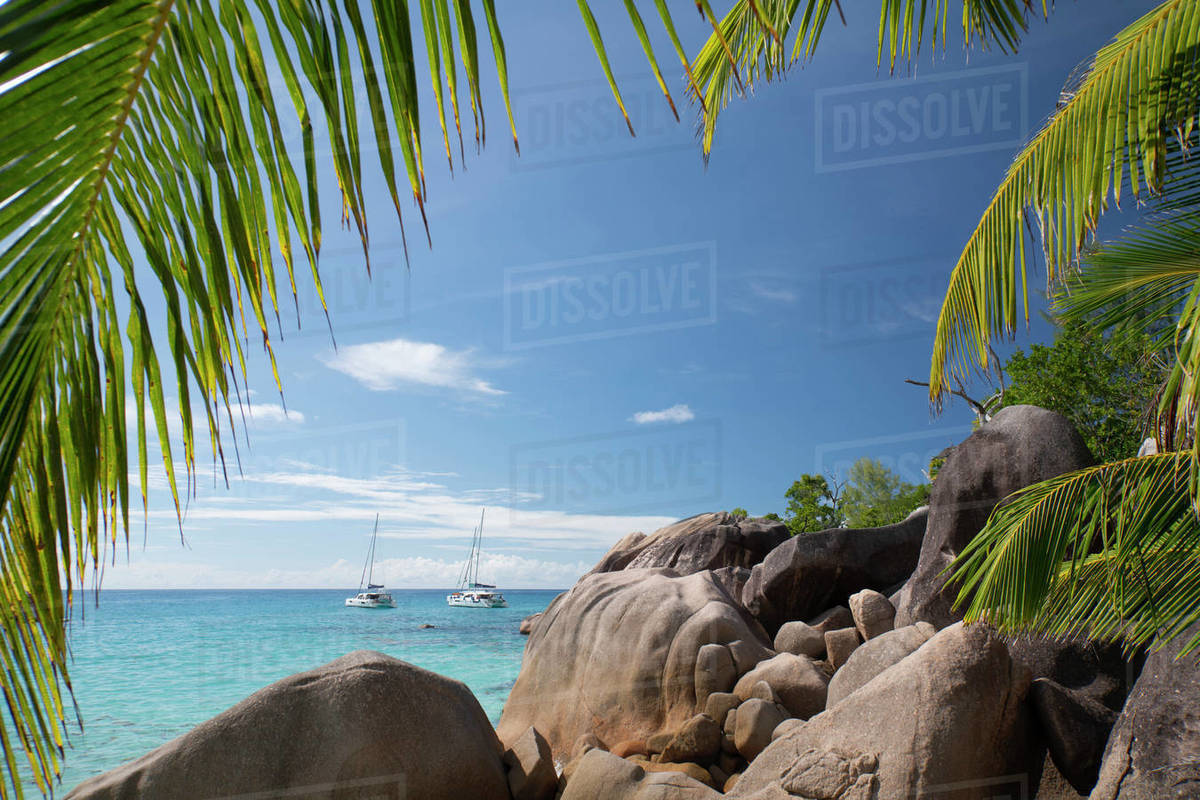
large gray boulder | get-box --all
[67,651,508,800]
[497,568,772,758]
[729,623,1040,799]
[590,513,788,577]
[741,508,928,634]
[894,406,1094,628]
[826,622,937,707]
[1091,623,1200,799]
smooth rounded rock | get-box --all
[741,511,927,634]
[497,569,772,757]
[560,748,720,800]
[894,406,1094,628]
[733,653,828,720]
[702,692,739,728]
[774,621,826,659]
[849,589,896,641]
[660,714,722,765]
[694,643,736,707]
[732,699,787,761]
[824,627,862,670]
[67,651,508,800]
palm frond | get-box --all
[0,0,514,795]
[929,1,1200,407]
[576,1,1041,156]
[951,452,1200,656]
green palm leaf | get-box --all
[576,1,1038,155]
[0,1,514,795]
[928,0,1200,408]
[951,452,1200,656]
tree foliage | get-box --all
[1000,320,1164,463]
[783,474,844,534]
[782,458,928,534]
[840,458,930,529]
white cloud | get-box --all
[750,282,797,303]
[239,403,305,425]
[630,404,695,425]
[319,338,505,396]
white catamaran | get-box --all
[345,514,397,609]
[447,509,507,608]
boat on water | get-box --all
[447,509,507,608]
[346,514,397,609]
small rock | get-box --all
[718,751,741,777]
[771,718,804,741]
[571,732,605,762]
[660,714,722,765]
[708,763,728,787]
[723,708,737,737]
[724,773,741,793]
[503,726,557,800]
[610,740,646,758]
[703,692,740,728]
[748,680,780,703]
[419,623,436,629]
[733,698,787,761]
[774,621,826,659]
[559,749,719,800]
[519,613,542,635]
[646,731,673,754]
[694,643,736,707]
[824,627,862,670]
[640,761,716,787]
[848,589,895,640]
[808,606,854,635]
[727,638,772,676]
[733,653,828,719]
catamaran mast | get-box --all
[359,514,379,591]
[472,508,485,586]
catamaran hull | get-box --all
[345,597,397,608]
[446,594,507,608]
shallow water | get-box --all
[52,588,558,791]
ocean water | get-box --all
[52,588,559,792]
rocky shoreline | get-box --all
[67,406,1199,799]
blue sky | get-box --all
[107,1,1158,590]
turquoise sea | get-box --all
[53,588,559,792]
